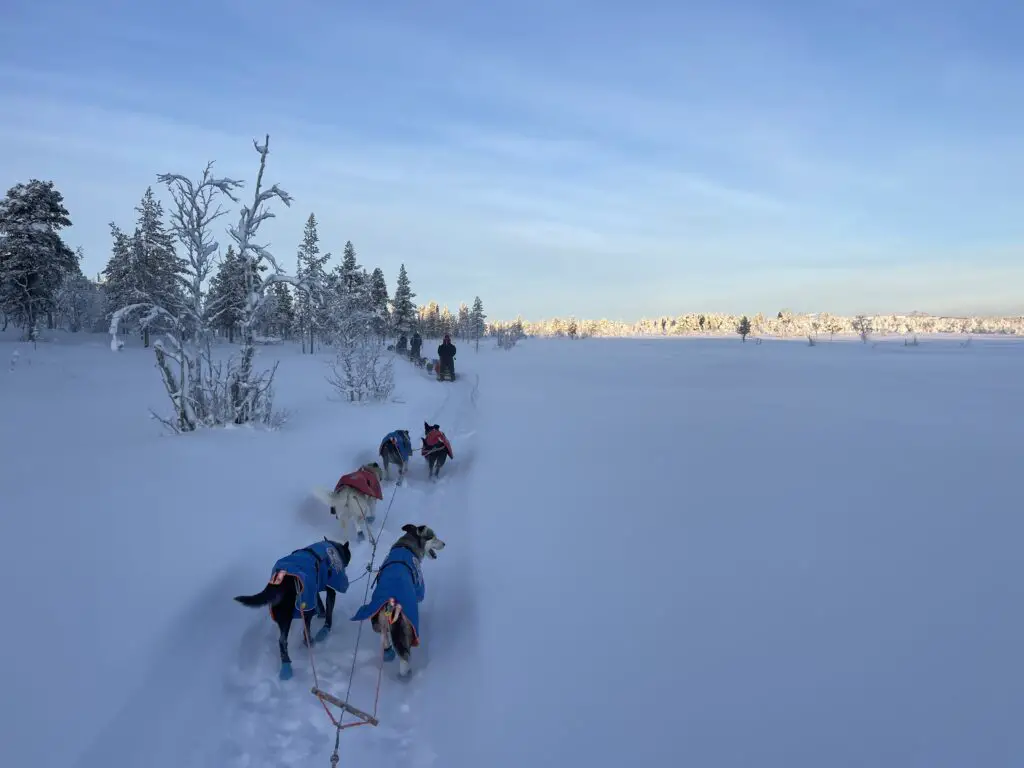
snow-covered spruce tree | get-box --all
[338,240,363,293]
[205,244,247,342]
[102,223,139,338]
[267,282,295,339]
[367,267,389,340]
[391,263,416,337]
[223,135,302,426]
[132,187,186,347]
[293,213,329,353]
[470,296,486,351]
[0,179,77,340]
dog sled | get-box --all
[435,357,456,382]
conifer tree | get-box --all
[737,315,751,342]
[294,213,329,353]
[470,296,487,350]
[0,179,77,340]
[391,263,416,336]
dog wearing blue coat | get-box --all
[234,538,352,680]
[379,429,413,485]
[352,524,445,677]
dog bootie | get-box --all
[314,625,331,643]
[279,662,293,681]
[382,647,396,662]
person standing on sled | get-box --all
[397,334,408,354]
[437,333,456,379]
[410,330,423,360]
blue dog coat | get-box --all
[271,540,350,619]
[351,546,425,644]
[380,430,413,462]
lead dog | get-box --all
[312,462,384,543]
[351,524,445,677]
[234,538,352,680]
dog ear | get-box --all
[401,523,418,535]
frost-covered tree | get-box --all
[110,136,295,431]
[266,281,295,338]
[222,135,301,425]
[293,213,329,353]
[419,300,441,338]
[737,315,751,342]
[456,302,470,339]
[110,162,234,430]
[324,262,393,402]
[391,263,416,336]
[852,314,872,343]
[337,240,363,294]
[367,267,389,340]
[102,223,140,337]
[0,179,77,339]
[55,253,104,332]
[470,296,486,350]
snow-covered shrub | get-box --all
[326,338,394,402]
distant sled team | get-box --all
[234,418,455,680]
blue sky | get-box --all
[2,0,1024,320]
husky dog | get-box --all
[379,430,413,485]
[351,524,445,677]
[312,462,384,543]
[234,538,352,680]
[421,422,453,479]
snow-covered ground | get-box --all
[2,332,1022,767]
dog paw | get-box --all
[279,662,293,681]
[314,625,331,643]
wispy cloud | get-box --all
[1,0,1023,318]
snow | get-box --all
[2,331,1023,768]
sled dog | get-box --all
[351,524,445,677]
[421,422,453,479]
[379,429,413,485]
[312,462,385,543]
[234,538,352,680]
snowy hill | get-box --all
[2,332,1023,768]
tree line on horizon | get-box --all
[489,307,1024,340]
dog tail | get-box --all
[233,583,285,608]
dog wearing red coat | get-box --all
[312,462,384,544]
